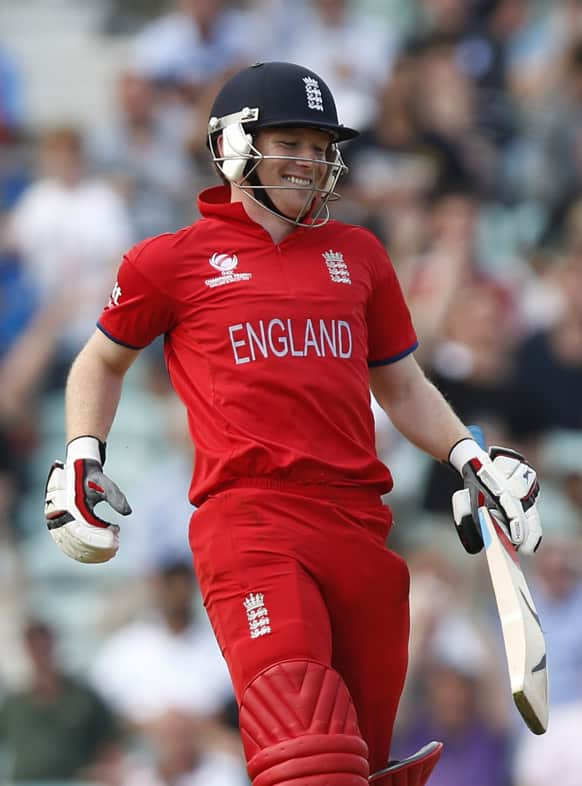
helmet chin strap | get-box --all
[245,169,315,224]
[247,170,285,216]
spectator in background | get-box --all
[411,38,501,198]
[541,431,582,519]
[421,277,519,517]
[89,70,196,238]
[0,202,77,420]
[0,40,25,144]
[279,0,399,129]
[90,559,237,750]
[0,213,37,363]
[119,708,249,786]
[525,504,582,708]
[341,53,471,242]
[0,287,73,532]
[511,500,582,786]
[393,611,512,786]
[392,543,513,786]
[516,246,572,336]
[504,0,582,108]
[120,352,197,575]
[247,0,311,60]
[7,126,134,387]
[0,429,28,689]
[400,189,479,356]
[411,0,476,43]
[130,0,256,96]
[410,0,532,151]
[0,40,29,224]
[103,0,168,35]
[496,6,582,208]
[536,37,582,235]
[128,0,266,182]
[562,196,582,255]
[512,700,582,786]
[0,210,77,539]
[0,619,121,783]
[509,253,582,449]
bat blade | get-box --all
[478,506,549,734]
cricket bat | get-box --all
[478,502,549,734]
[467,426,549,734]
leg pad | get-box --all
[240,659,369,786]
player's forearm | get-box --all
[372,358,471,461]
[65,349,124,443]
[389,380,471,461]
[386,376,471,462]
[64,331,138,443]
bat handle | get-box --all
[468,425,510,536]
[468,424,486,450]
[467,424,490,545]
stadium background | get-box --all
[0,1,581,784]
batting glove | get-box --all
[449,439,542,555]
[44,436,131,564]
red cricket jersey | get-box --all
[98,186,418,505]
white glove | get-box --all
[450,439,542,555]
[44,436,131,564]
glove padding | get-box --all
[44,436,131,564]
[450,440,542,555]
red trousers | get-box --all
[189,484,410,772]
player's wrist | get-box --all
[66,436,106,465]
[448,438,488,474]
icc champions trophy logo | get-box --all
[205,252,252,288]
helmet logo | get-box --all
[303,76,324,112]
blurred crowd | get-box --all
[1,1,582,785]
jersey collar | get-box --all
[198,185,259,227]
[197,185,315,232]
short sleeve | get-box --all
[365,235,418,366]
[97,240,177,349]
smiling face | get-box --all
[251,126,334,220]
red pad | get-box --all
[369,741,443,786]
[239,659,369,786]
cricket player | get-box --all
[44,62,542,786]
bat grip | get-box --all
[468,424,486,450]
[468,425,510,534]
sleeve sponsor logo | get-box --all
[107,280,122,308]
[228,317,353,364]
